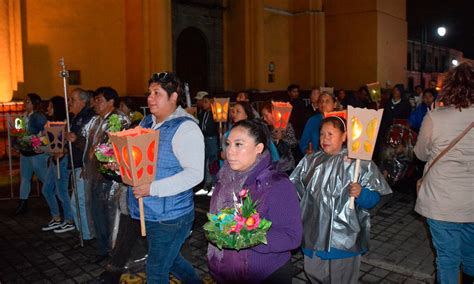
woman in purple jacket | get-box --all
[207,119,303,283]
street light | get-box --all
[437,27,447,37]
[420,25,447,88]
[452,59,459,66]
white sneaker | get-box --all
[206,188,214,197]
[195,188,209,196]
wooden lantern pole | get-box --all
[56,157,61,179]
[139,198,146,236]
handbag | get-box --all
[416,122,473,194]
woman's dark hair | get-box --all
[148,72,185,107]
[95,86,120,108]
[440,62,474,109]
[260,101,273,114]
[27,93,42,111]
[235,101,255,120]
[49,96,67,121]
[321,116,346,133]
[232,119,271,153]
[120,96,138,112]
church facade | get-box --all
[0,0,406,102]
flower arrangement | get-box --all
[13,134,48,152]
[95,142,119,174]
[203,188,272,250]
[94,114,125,179]
[108,114,122,133]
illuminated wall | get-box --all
[325,0,407,90]
[0,0,23,102]
[20,0,172,99]
[224,0,325,92]
[7,0,405,101]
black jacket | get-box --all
[198,110,219,137]
[69,106,95,169]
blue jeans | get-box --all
[427,218,474,284]
[42,156,73,221]
[146,211,202,284]
[70,168,93,240]
[19,153,48,199]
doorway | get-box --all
[176,27,209,99]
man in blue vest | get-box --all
[131,72,204,283]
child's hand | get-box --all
[349,182,362,198]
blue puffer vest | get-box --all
[128,114,194,221]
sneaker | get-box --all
[195,188,209,196]
[53,222,76,233]
[42,219,63,231]
[206,188,214,197]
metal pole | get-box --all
[58,57,84,247]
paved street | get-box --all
[0,189,435,283]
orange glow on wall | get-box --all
[0,0,23,102]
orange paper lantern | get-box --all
[45,121,66,153]
[108,126,160,187]
[323,110,347,120]
[271,101,293,130]
[211,98,230,122]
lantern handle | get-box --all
[349,158,361,209]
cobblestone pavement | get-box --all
[0,190,435,283]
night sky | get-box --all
[407,0,474,58]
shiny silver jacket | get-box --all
[290,148,392,253]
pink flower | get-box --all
[228,222,243,234]
[239,189,247,198]
[30,136,41,148]
[104,148,115,157]
[245,213,260,230]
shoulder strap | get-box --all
[422,122,474,178]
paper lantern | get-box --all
[108,126,160,187]
[271,101,293,130]
[211,98,230,122]
[323,110,347,120]
[45,121,66,153]
[347,106,384,209]
[366,82,381,103]
[347,106,383,160]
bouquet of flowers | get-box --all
[94,114,124,181]
[13,134,48,152]
[203,188,272,250]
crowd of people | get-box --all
[11,62,473,283]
